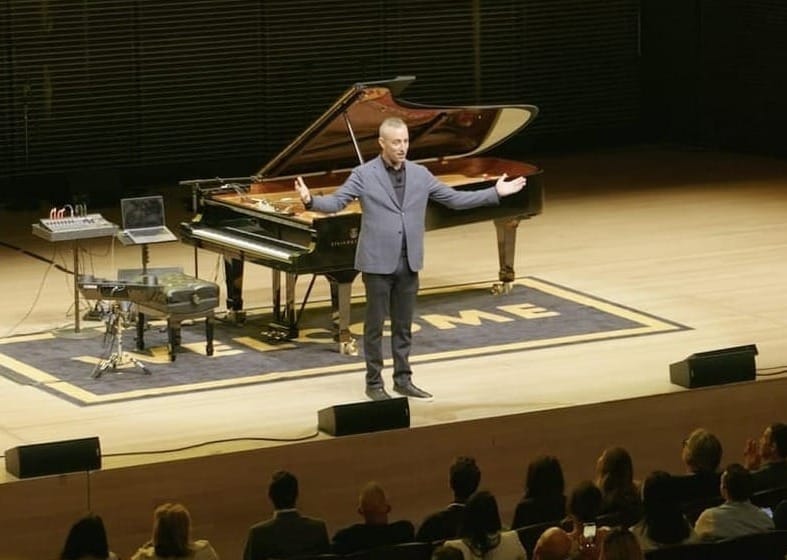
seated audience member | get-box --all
[60,514,118,560]
[512,455,567,529]
[597,528,643,560]
[563,481,611,560]
[773,498,786,530]
[694,463,774,541]
[417,456,481,542]
[332,481,415,554]
[595,447,642,527]
[533,526,572,560]
[243,470,329,560]
[670,428,723,504]
[432,544,465,560]
[444,491,526,560]
[743,422,787,492]
[629,471,698,552]
[132,503,218,560]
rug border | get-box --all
[0,277,691,406]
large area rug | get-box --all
[0,277,689,405]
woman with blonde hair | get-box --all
[132,503,219,560]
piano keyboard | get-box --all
[190,227,297,262]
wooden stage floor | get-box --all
[0,145,786,559]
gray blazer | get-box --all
[310,155,500,274]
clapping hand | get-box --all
[743,437,761,470]
[495,173,527,197]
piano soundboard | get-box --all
[32,214,118,242]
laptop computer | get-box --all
[120,195,177,244]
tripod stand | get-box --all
[91,302,152,379]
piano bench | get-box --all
[128,272,220,361]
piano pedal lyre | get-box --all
[264,322,298,343]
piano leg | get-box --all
[223,257,246,323]
[285,272,297,334]
[136,311,146,351]
[326,271,360,355]
[493,218,521,295]
[265,270,299,341]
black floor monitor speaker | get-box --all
[669,344,758,388]
[5,436,101,479]
[318,398,410,436]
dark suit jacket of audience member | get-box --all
[670,471,722,504]
[416,504,465,543]
[511,495,566,529]
[332,520,415,555]
[750,461,787,492]
[243,511,330,560]
[774,499,787,530]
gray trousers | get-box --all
[361,252,419,388]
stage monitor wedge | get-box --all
[669,344,758,388]
[5,436,101,479]
[318,398,410,436]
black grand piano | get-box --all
[179,76,543,354]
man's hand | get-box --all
[294,176,312,205]
[743,437,761,470]
[495,173,527,197]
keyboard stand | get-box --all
[91,303,152,379]
[32,220,118,335]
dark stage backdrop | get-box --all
[1,1,786,204]
[0,0,640,202]
[640,0,787,155]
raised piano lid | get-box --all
[256,75,539,180]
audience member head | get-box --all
[431,544,465,560]
[598,528,643,560]
[721,463,753,502]
[681,428,723,473]
[358,481,391,525]
[60,514,111,560]
[640,470,689,545]
[596,446,635,496]
[450,456,481,503]
[568,480,603,524]
[533,526,572,560]
[760,423,787,462]
[268,470,298,510]
[460,490,503,555]
[525,455,565,501]
[151,502,194,558]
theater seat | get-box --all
[644,541,714,560]
[712,530,787,560]
[751,486,787,509]
[371,542,434,560]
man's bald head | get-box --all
[533,527,572,560]
[358,482,391,524]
